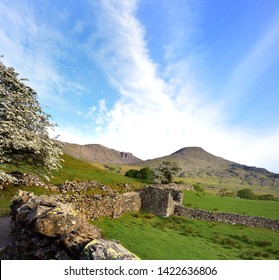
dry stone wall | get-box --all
[55,192,142,220]
[174,206,279,230]
[3,180,278,260]
[53,179,141,220]
[0,171,59,191]
[5,191,139,260]
[57,180,116,194]
[54,184,181,220]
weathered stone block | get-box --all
[81,239,140,260]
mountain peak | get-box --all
[170,147,225,162]
[171,147,205,155]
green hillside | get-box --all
[183,191,279,219]
[1,153,146,189]
[0,154,146,216]
[92,189,279,260]
[49,154,146,189]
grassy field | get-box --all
[92,212,279,260]
[92,190,279,260]
[183,191,279,220]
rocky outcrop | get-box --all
[174,206,279,230]
[0,172,119,194]
[5,191,138,260]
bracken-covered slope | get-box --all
[63,142,142,165]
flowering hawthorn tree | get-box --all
[152,161,181,184]
[0,58,63,182]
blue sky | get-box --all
[1,0,279,172]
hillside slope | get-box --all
[49,154,145,189]
[142,147,232,173]
[142,147,279,190]
[63,142,142,165]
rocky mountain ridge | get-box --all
[63,142,142,164]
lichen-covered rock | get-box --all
[81,239,140,260]
[5,190,101,259]
[34,210,79,237]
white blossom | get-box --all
[0,59,63,180]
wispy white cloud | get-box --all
[71,0,279,172]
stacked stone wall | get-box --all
[55,191,141,220]
[174,206,279,230]
[57,180,116,194]
[5,191,139,260]
[0,171,59,191]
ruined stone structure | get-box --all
[140,185,183,217]
[174,206,279,230]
